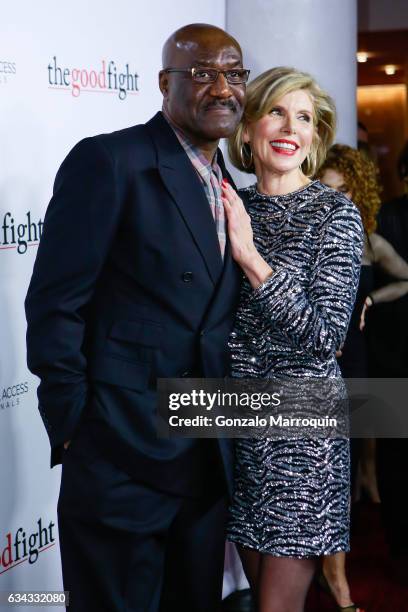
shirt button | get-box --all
[182,271,193,283]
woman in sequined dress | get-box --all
[221,67,364,612]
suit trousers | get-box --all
[58,426,228,612]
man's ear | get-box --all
[159,70,169,97]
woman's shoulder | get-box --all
[237,183,257,197]
[237,183,257,209]
[237,182,256,192]
[315,181,362,221]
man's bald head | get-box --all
[159,23,246,154]
[162,23,242,69]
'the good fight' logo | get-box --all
[48,56,139,100]
[0,212,43,254]
[0,519,56,574]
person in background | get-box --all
[318,143,408,606]
[357,120,377,164]
[223,66,363,612]
[357,120,369,154]
[368,141,408,584]
[319,144,408,370]
[368,141,408,376]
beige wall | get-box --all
[358,84,408,200]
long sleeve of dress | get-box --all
[250,195,364,361]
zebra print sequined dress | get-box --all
[227,180,363,557]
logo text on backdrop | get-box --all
[0,213,43,254]
[48,56,139,100]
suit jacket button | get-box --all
[181,370,190,377]
[182,271,193,283]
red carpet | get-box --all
[305,502,408,611]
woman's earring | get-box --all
[240,143,253,170]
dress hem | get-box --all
[227,536,350,559]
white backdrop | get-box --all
[0,1,228,603]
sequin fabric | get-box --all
[227,180,363,557]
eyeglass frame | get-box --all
[162,67,250,84]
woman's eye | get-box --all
[270,108,282,116]
[299,114,311,122]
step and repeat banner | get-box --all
[0,1,243,603]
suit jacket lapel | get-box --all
[198,155,243,332]
[146,112,223,285]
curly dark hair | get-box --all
[317,144,382,234]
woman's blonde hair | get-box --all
[229,66,337,177]
[317,144,382,234]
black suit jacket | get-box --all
[25,112,242,496]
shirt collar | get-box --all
[161,108,219,172]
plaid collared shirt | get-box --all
[163,111,226,258]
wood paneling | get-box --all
[358,30,408,86]
[357,85,407,200]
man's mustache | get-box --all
[203,99,238,112]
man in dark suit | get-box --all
[25,23,249,612]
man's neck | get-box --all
[162,110,219,163]
[195,140,219,164]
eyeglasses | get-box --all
[163,67,250,84]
